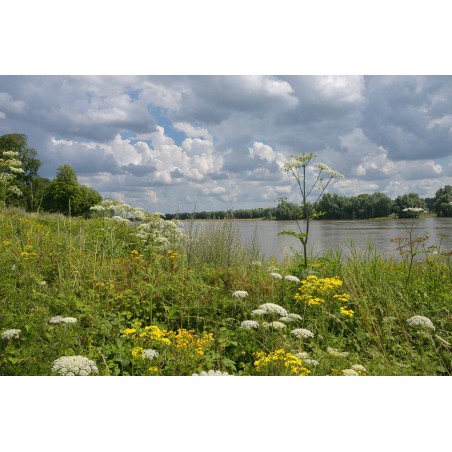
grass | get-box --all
[0,207,451,376]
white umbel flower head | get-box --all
[268,321,286,330]
[291,328,315,339]
[351,364,368,373]
[143,349,159,360]
[288,313,303,321]
[284,275,301,283]
[304,359,319,366]
[327,347,350,358]
[1,329,21,340]
[407,315,435,331]
[279,316,294,323]
[192,370,229,376]
[296,351,310,359]
[251,309,266,316]
[257,303,288,317]
[51,356,99,376]
[49,316,77,324]
[232,291,249,299]
[270,272,283,279]
[342,369,359,376]
[240,320,259,329]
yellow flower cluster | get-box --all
[167,329,215,355]
[3,241,12,246]
[254,349,310,376]
[20,245,38,259]
[130,249,143,260]
[339,306,354,318]
[333,293,351,302]
[131,346,145,358]
[167,249,179,260]
[144,325,172,345]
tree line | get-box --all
[1,132,451,219]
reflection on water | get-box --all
[185,217,452,261]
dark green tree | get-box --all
[42,164,102,216]
[393,193,427,218]
[433,185,452,217]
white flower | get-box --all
[240,320,259,329]
[351,364,367,373]
[257,303,288,317]
[304,359,319,366]
[232,291,249,298]
[296,352,310,359]
[291,328,314,339]
[288,313,302,321]
[284,275,300,283]
[251,309,266,316]
[407,315,435,331]
[51,356,99,376]
[1,329,21,340]
[279,316,294,323]
[192,370,229,376]
[268,321,286,330]
[49,316,77,324]
[270,272,282,279]
[327,347,350,358]
[342,369,359,376]
[143,349,159,360]
[403,207,426,213]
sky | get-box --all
[1,75,451,213]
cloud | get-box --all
[0,75,451,213]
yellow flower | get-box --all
[339,306,354,317]
[131,347,144,358]
[254,349,310,376]
[122,328,137,335]
[148,366,159,374]
[3,241,11,246]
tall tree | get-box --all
[433,185,452,217]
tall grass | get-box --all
[1,207,450,376]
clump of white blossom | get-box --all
[266,321,286,330]
[351,364,368,373]
[143,349,159,360]
[296,351,310,359]
[0,151,24,204]
[288,313,303,321]
[255,303,288,317]
[240,320,259,329]
[192,370,229,376]
[327,347,350,358]
[284,275,300,283]
[304,359,319,366]
[407,315,435,331]
[51,356,99,376]
[342,368,359,376]
[49,316,78,324]
[280,313,303,323]
[232,291,249,299]
[90,199,186,251]
[270,272,282,279]
[251,308,266,316]
[291,328,314,339]
[1,329,21,340]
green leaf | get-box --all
[8,357,20,364]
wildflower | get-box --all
[279,316,294,323]
[240,320,259,329]
[284,275,300,283]
[351,364,367,373]
[288,313,303,321]
[407,315,435,331]
[342,369,359,376]
[291,328,314,339]
[131,347,145,358]
[1,329,21,340]
[403,207,427,213]
[232,291,249,299]
[3,241,11,246]
[333,293,351,302]
[268,321,286,330]
[304,359,319,366]
[327,347,350,358]
[51,356,99,376]
[254,349,310,376]
[148,366,159,374]
[339,306,354,318]
[296,351,310,359]
[270,272,282,279]
[251,309,266,316]
[257,303,288,317]
[143,349,159,360]
[122,328,137,335]
[48,316,77,324]
[192,370,230,376]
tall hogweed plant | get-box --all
[281,153,344,268]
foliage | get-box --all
[42,164,102,216]
[0,208,450,376]
[393,192,427,218]
[433,185,452,217]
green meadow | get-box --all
[1,204,450,376]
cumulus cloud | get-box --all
[0,75,451,213]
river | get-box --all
[183,217,452,261]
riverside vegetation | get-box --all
[1,201,451,376]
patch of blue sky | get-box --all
[148,106,186,146]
